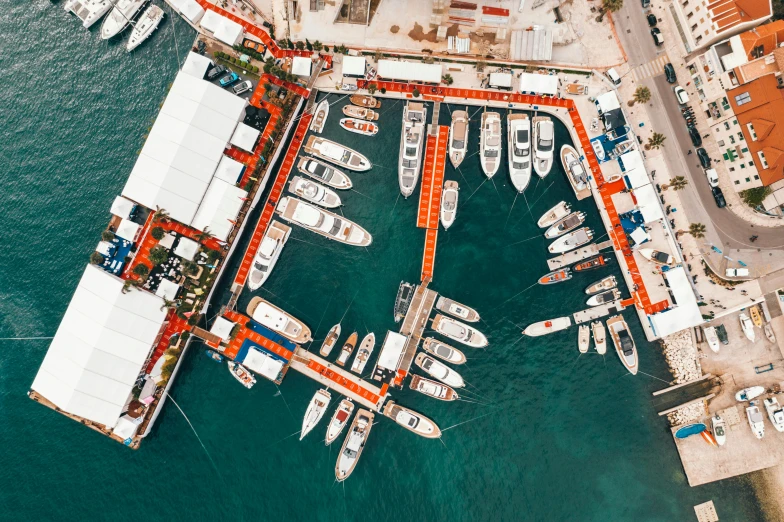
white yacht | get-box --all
[523,317,571,336]
[736,386,765,402]
[560,144,590,199]
[288,176,341,208]
[739,312,756,342]
[342,105,378,121]
[548,227,594,254]
[126,4,164,52]
[435,297,480,322]
[305,136,371,172]
[247,296,312,344]
[578,324,590,353]
[544,211,586,239]
[480,111,502,178]
[227,362,256,389]
[586,289,621,307]
[336,409,374,482]
[247,221,291,291]
[325,399,354,445]
[275,197,372,247]
[585,276,617,295]
[101,0,146,39]
[764,397,784,432]
[703,326,720,353]
[537,201,571,228]
[607,315,638,375]
[409,374,459,401]
[440,181,459,230]
[319,324,341,357]
[449,109,469,168]
[746,402,765,439]
[532,116,555,178]
[67,0,114,28]
[300,389,332,440]
[507,114,532,192]
[351,333,375,374]
[422,337,466,365]
[297,157,352,190]
[591,321,606,355]
[432,314,488,348]
[310,99,329,133]
[398,101,427,197]
[382,401,441,439]
[414,353,465,388]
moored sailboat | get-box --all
[126,4,163,52]
[101,0,146,40]
[300,389,332,440]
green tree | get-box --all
[442,74,454,86]
[148,246,169,266]
[101,230,115,242]
[368,83,377,94]
[195,227,214,244]
[602,0,624,12]
[632,86,651,105]
[90,252,104,265]
[152,206,169,223]
[121,278,141,294]
[295,41,305,51]
[689,223,707,239]
[670,176,688,191]
[333,44,339,53]
[412,88,421,98]
[312,40,323,51]
[151,226,165,240]
[338,44,348,55]
[380,87,387,94]
[740,186,772,208]
[647,132,666,149]
[133,264,150,278]
[305,39,313,51]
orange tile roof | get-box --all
[739,19,784,58]
[708,0,772,33]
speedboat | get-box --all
[639,248,674,265]
[414,353,465,388]
[275,197,372,247]
[126,4,163,51]
[739,313,755,342]
[537,201,571,228]
[703,326,720,353]
[342,105,378,121]
[538,268,572,285]
[544,211,585,239]
[578,324,590,353]
[591,139,606,162]
[228,361,256,389]
[507,113,532,192]
[607,315,638,375]
[205,349,223,362]
[585,275,617,295]
[310,99,329,133]
[325,399,354,445]
[336,332,358,366]
[480,111,502,178]
[449,109,469,168]
[591,321,606,354]
[711,414,726,446]
[573,255,612,272]
[300,389,332,440]
[297,157,352,190]
[305,136,371,172]
[422,337,466,365]
[247,221,291,290]
[435,296,480,322]
[433,314,488,347]
[764,397,784,432]
[349,95,380,108]
[382,401,441,439]
[340,118,379,136]
[409,374,459,401]
[247,296,312,343]
[101,0,146,39]
[288,176,341,208]
[735,386,765,402]
[747,402,765,439]
[750,306,763,327]
[335,408,374,481]
[560,144,590,199]
[586,288,621,307]
[523,317,571,336]
[351,333,375,374]
[440,181,459,229]
[320,323,341,357]
[68,0,114,28]
[548,227,593,254]
[532,116,555,178]
[398,101,427,197]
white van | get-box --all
[606,68,622,86]
[704,168,719,187]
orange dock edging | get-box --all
[222,309,294,361]
[421,228,438,281]
[415,125,448,282]
[304,358,382,406]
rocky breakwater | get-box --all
[661,329,705,426]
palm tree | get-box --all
[121,279,141,294]
[133,264,150,278]
[632,86,651,105]
[90,252,104,265]
[160,298,177,312]
[689,223,707,238]
[148,246,169,266]
[647,132,666,149]
[312,40,323,52]
[195,227,214,244]
[670,176,688,191]
[152,206,170,223]
[442,74,454,86]
[295,41,305,51]
[602,0,624,12]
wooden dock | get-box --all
[396,285,438,386]
[572,299,625,324]
[547,239,613,270]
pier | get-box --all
[417,125,448,281]
[546,240,613,270]
[572,300,626,324]
[395,284,438,386]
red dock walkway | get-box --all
[416,126,448,282]
[222,310,294,361]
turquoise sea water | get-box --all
[0,3,770,521]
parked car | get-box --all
[704,168,719,187]
[641,0,650,6]
[651,27,664,46]
[242,38,266,55]
[697,148,711,168]
[674,86,689,105]
[219,72,240,87]
[206,64,227,82]
[233,80,253,95]
[606,68,622,86]
[712,186,726,208]
[664,63,677,83]
[647,13,658,27]
[688,126,702,147]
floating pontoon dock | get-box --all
[547,239,614,270]
[395,284,438,386]
[572,299,626,324]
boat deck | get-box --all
[572,300,626,325]
[546,239,613,270]
[421,229,438,282]
[396,285,438,386]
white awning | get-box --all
[200,11,243,46]
[630,227,651,245]
[378,59,442,83]
[182,52,213,80]
[31,265,168,428]
[210,317,235,341]
[649,266,703,337]
[632,184,664,223]
[595,91,620,113]
[190,179,247,242]
[230,122,260,153]
[110,196,135,219]
[518,72,558,95]
[489,72,513,88]
[214,155,245,185]
[112,416,141,440]
[155,278,181,301]
[292,56,312,76]
[116,219,140,242]
[170,0,204,23]
[618,149,644,172]
[96,241,114,256]
[342,55,366,77]
[241,348,285,382]
[623,168,649,190]
[174,237,199,261]
[376,331,407,371]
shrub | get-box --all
[151,226,165,240]
[740,186,772,208]
[380,87,387,94]
[133,264,149,278]
[442,74,454,85]
[412,88,421,98]
[90,252,104,265]
[148,246,169,266]
[101,230,115,242]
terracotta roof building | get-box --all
[671,0,772,52]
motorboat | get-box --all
[739,313,755,342]
[336,332,358,366]
[607,315,638,375]
[765,323,776,343]
[247,221,291,290]
[716,324,729,345]
[351,333,376,374]
[610,139,635,158]
[523,317,571,336]
[544,212,586,239]
[340,118,379,136]
[247,297,312,343]
[440,181,459,229]
[310,99,329,133]
[325,399,354,445]
[101,0,146,39]
[297,157,353,190]
[432,314,488,348]
[394,282,415,323]
[228,361,256,389]
[398,101,427,197]
[414,353,465,388]
[750,306,763,327]
[585,275,617,295]
[586,289,621,307]
[449,109,469,168]
[288,176,341,208]
[573,255,612,272]
[480,111,502,178]
[68,0,114,28]
[591,139,606,162]
[703,326,720,353]
[126,4,163,52]
[382,401,441,439]
[305,136,371,172]
[560,144,590,199]
[320,323,341,357]
[275,197,372,247]
[435,296,480,322]
[675,423,706,439]
[578,324,590,353]
[409,374,459,401]
[639,248,674,265]
[205,349,223,362]
[342,105,378,121]
[702,430,717,447]
[591,321,606,355]
[422,337,466,365]
[538,268,572,285]
[548,227,594,254]
[735,386,765,402]
[335,408,374,481]
[537,201,571,228]
[300,389,332,440]
[532,116,555,178]
[349,95,380,108]
[507,113,532,192]
[764,397,784,432]
[711,414,726,446]
[746,402,765,439]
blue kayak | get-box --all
[205,349,224,363]
[675,423,706,439]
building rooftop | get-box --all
[738,19,784,58]
[709,0,772,35]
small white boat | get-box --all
[340,118,379,136]
[297,157,352,190]
[607,315,638,375]
[351,333,375,374]
[544,212,586,239]
[288,175,341,208]
[440,181,459,230]
[228,361,256,389]
[435,296,480,322]
[276,196,372,247]
[507,113,532,192]
[639,248,674,265]
[523,317,571,337]
[247,221,291,291]
[585,275,617,295]
[703,326,720,353]
[746,402,765,439]
[433,314,488,348]
[537,201,571,228]
[591,321,606,355]
[101,0,146,39]
[711,414,726,446]
[126,4,163,52]
[764,397,784,432]
[586,289,621,307]
[409,374,459,401]
[247,296,312,344]
[414,353,465,388]
[560,144,590,199]
[548,227,593,254]
[310,99,329,133]
[591,139,605,162]
[735,386,765,402]
[335,408,374,481]
[336,332,358,366]
[398,101,427,197]
[320,324,341,357]
[382,401,441,438]
[325,399,354,445]
[765,323,776,343]
[342,105,378,121]
[739,313,756,342]
[532,116,555,178]
[480,111,502,178]
[449,109,469,168]
[68,0,114,28]
[422,337,466,365]
[305,136,371,172]
[578,324,590,353]
[300,389,332,440]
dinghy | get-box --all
[538,268,572,285]
[735,386,765,402]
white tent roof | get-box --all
[518,72,558,95]
[174,237,199,261]
[230,122,260,153]
[199,10,222,33]
[342,55,366,77]
[110,196,135,219]
[376,331,407,371]
[116,219,140,241]
[190,179,247,241]
[155,278,181,301]
[241,348,284,382]
[96,241,113,256]
[210,317,235,341]
[170,0,204,23]
[214,155,245,184]
[31,265,168,428]
[201,10,243,46]
[630,227,651,245]
[510,28,553,61]
[649,267,703,337]
[618,149,643,172]
[182,52,213,80]
[632,184,664,223]
[595,91,620,113]
[624,168,649,190]
[489,72,513,88]
[112,416,141,440]
[378,59,442,83]
[292,57,312,76]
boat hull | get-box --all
[433,314,488,347]
[310,99,329,133]
[126,5,163,51]
[548,227,593,254]
[320,324,341,357]
[537,201,570,228]
[523,317,571,336]
[409,374,459,401]
[480,112,502,178]
[335,409,374,481]
[414,353,465,388]
[325,399,354,445]
[247,296,312,343]
[449,110,469,168]
[440,181,459,230]
[507,114,532,192]
[300,389,332,440]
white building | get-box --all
[669,0,772,52]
